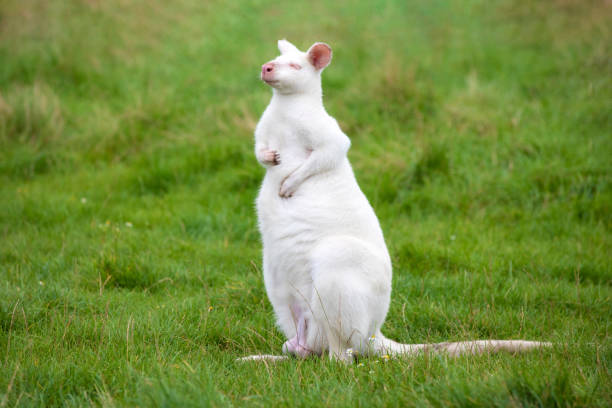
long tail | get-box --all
[236,335,551,362]
[236,354,289,362]
[374,333,551,357]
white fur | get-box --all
[248,40,549,363]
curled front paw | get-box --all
[261,149,281,166]
[279,175,298,198]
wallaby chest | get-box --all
[257,109,318,168]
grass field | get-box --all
[1,0,611,406]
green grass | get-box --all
[1,0,611,406]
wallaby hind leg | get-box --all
[310,276,385,363]
[281,304,324,358]
[309,237,392,362]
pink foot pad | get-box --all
[282,336,312,358]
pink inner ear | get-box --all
[308,43,332,70]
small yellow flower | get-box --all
[382,354,390,361]
[208,306,213,312]
[357,362,365,367]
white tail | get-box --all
[374,334,551,357]
[237,336,551,362]
[236,354,290,362]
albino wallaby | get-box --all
[243,40,549,363]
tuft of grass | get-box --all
[413,143,450,186]
[0,82,64,146]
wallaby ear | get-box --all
[307,42,332,70]
[278,39,300,55]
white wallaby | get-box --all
[242,40,549,363]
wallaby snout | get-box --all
[261,63,275,82]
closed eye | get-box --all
[289,63,302,70]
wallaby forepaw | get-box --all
[279,176,297,198]
[262,149,280,166]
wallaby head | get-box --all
[260,39,332,95]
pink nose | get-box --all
[262,63,274,74]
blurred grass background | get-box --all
[1,0,611,406]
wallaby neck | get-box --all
[269,87,325,114]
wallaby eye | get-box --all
[289,63,302,70]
